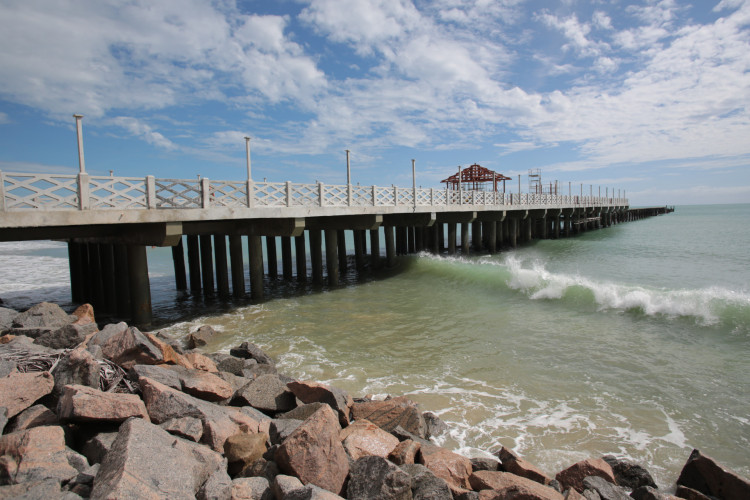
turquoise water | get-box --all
[1,204,748,486]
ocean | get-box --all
[1,203,748,487]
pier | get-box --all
[0,169,672,326]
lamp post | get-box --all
[245,136,253,207]
[411,159,416,209]
[73,114,85,173]
[346,150,351,185]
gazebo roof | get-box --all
[440,164,512,185]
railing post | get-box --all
[393,186,398,206]
[318,182,324,207]
[348,183,352,207]
[78,172,90,210]
[201,178,210,208]
[246,180,254,207]
[0,170,5,211]
[372,185,377,206]
[446,185,450,205]
[430,188,434,206]
[286,181,292,207]
[146,175,156,209]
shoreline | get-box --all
[2,300,749,499]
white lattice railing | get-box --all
[0,170,628,213]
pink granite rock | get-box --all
[57,384,149,423]
[0,371,54,418]
[350,396,426,437]
[498,446,552,485]
[287,380,354,426]
[471,471,564,500]
[555,458,616,494]
[418,444,473,491]
[388,439,421,466]
[0,425,79,484]
[339,418,399,460]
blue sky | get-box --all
[1,0,749,206]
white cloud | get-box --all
[495,141,546,155]
[111,117,177,150]
[0,112,8,124]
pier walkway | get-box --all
[0,170,669,325]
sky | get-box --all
[1,0,749,206]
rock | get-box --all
[188,325,218,348]
[423,411,449,438]
[630,485,681,500]
[287,380,354,426]
[35,322,98,349]
[347,455,412,500]
[674,485,714,500]
[340,418,400,460]
[498,446,552,484]
[279,402,329,421]
[198,461,233,500]
[564,488,587,500]
[242,363,279,380]
[273,474,305,498]
[225,432,269,474]
[351,397,427,438]
[389,439,421,466]
[129,363,182,389]
[455,492,480,500]
[235,374,296,413]
[139,376,266,452]
[230,342,275,366]
[186,351,220,372]
[160,416,204,442]
[91,417,225,498]
[93,325,164,368]
[168,365,235,402]
[0,407,7,434]
[0,479,62,499]
[602,455,656,490]
[0,358,16,378]
[81,432,118,465]
[275,404,349,495]
[10,302,72,337]
[209,353,248,376]
[66,463,100,497]
[51,348,101,396]
[582,476,630,500]
[469,471,564,500]
[230,476,273,499]
[143,331,193,368]
[286,484,346,499]
[270,418,303,445]
[676,448,750,500]
[7,404,57,432]
[0,425,80,484]
[401,463,453,500]
[417,444,473,492]
[0,307,19,333]
[0,371,54,418]
[556,458,616,494]
[57,384,149,423]
[71,303,96,325]
[87,322,128,348]
[237,458,280,482]
[471,457,500,472]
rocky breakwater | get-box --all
[0,301,749,500]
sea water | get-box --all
[1,204,748,486]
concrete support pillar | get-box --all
[324,229,339,286]
[171,238,187,291]
[127,245,152,327]
[472,221,482,250]
[88,244,104,311]
[309,229,323,285]
[540,217,548,239]
[266,236,278,278]
[509,218,517,248]
[415,226,424,252]
[384,226,396,267]
[214,235,230,298]
[525,218,533,242]
[336,230,347,272]
[461,223,470,254]
[229,234,245,298]
[79,244,91,302]
[187,235,201,292]
[448,223,457,255]
[100,243,117,313]
[407,226,415,254]
[354,230,365,269]
[295,234,307,280]
[370,229,380,268]
[438,223,445,253]
[114,244,130,317]
[395,226,405,255]
[199,235,214,294]
[496,220,504,249]
[430,225,440,254]
[68,241,84,304]
[487,220,497,253]
[248,234,264,299]
[281,236,293,279]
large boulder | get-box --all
[91,325,164,368]
[230,341,275,366]
[601,455,656,490]
[170,366,234,402]
[224,431,269,475]
[498,446,552,485]
[470,471,564,500]
[57,384,149,423]
[160,416,204,442]
[287,380,353,426]
[90,417,225,499]
[351,397,426,438]
[418,444,473,492]
[10,302,72,338]
[340,419,400,460]
[275,404,349,495]
[0,307,20,333]
[582,476,630,500]
[676,449,750,500]
[389,439,421,466]
[235,373,296,413]
[401,463,452,500]
[139,376,266,452]
[34,322,98,349]
[230,476,273,500]
[0,371,54,418]
[128,363,182,390]
[188,325,218,349]
[6,404,57,433]
[347,455,412,500]
[51,347,101,396]
[555,458,616,494]
[0,425,80,485]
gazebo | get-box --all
[441,164,512,192]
